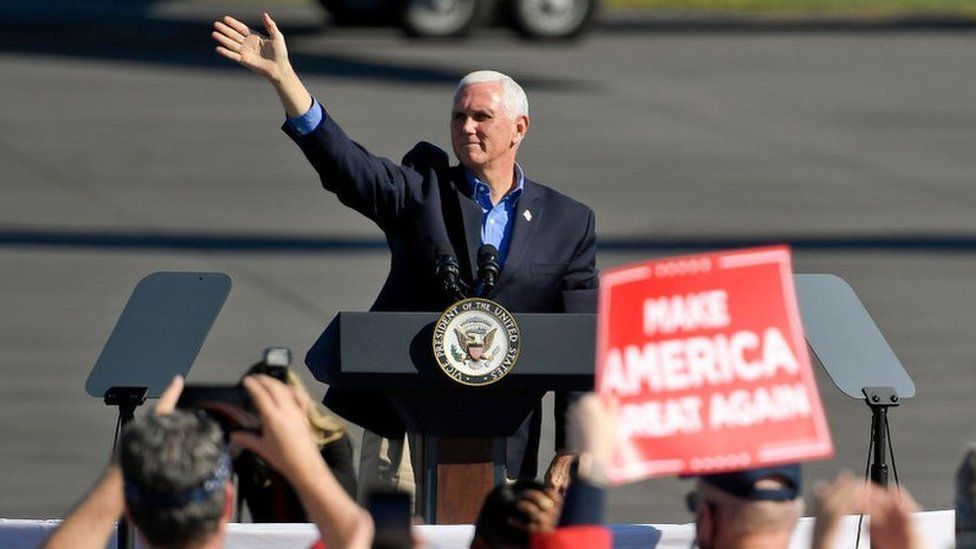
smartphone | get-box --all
[367,490,412,549]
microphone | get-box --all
[435,253,467,302]
[476,244,500,297]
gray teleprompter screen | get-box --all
[795,274,915,400]
[86,272,231,399]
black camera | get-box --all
[176,347,291,433]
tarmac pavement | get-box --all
[1,0,975,525]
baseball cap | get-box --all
[700,464,802,502]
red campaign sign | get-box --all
[596,246,833,484]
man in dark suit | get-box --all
[212,13,597,496]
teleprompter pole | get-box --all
[862,386,899,488]
[86,272,231,548]
[105,387,148,549]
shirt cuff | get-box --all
[285,98,323,136]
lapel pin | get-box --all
[523,210,532,222]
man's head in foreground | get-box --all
[692,464,804,549]
[451,70,530,177]
[119,410,233,549]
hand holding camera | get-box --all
[230,375,322,485]
[175,348,291,433]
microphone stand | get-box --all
[475,245,500,298]
[435,254,468,302]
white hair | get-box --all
[455,70,529,118]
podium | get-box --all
[307,311,595,524]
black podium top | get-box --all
[307,312,596,393]
[305,311,595,436]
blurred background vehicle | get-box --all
[316,0,599,39]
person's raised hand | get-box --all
[230,374,323,482]
[212,13,291,82]
[544,453,575,496]
[868,484,923,549]
[567,393,619,484]
[154,375,184,415]
[510,487,563,534]
[811,472,867,549]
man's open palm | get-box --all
[212,14,289,81]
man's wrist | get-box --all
[269,62,296,86]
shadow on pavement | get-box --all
[2,227,975,254]
[601,11,976,34]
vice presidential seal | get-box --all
[432,298,521,386]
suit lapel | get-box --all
[494,180,543,291]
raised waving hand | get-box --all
[212,13,312,117]
[212,14,288,79]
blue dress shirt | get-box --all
[287,98,525,267]
[465,167,524,268]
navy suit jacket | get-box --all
[285,107,597,477]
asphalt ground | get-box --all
[1,0,975,525]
